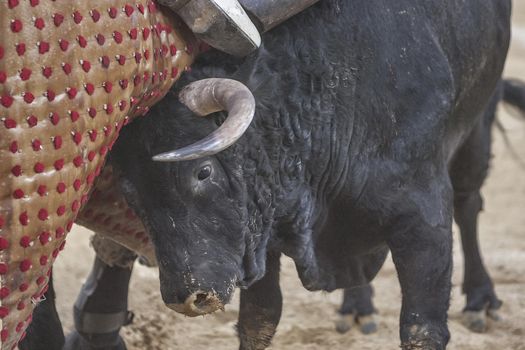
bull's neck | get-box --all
[242,91,359,230]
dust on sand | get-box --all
[54,4,525,349]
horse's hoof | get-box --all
[63,331,127,350]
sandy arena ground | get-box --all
[54,4,525,350]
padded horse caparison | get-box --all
[0,2,197,348]
[158,0,321,56]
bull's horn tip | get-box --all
[152,153,171,162]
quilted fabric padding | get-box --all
[76,164,157,266]
[0,0,196,348]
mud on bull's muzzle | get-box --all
[166,290,225,316]
[159,261,238,317]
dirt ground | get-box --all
[53,4,525,350]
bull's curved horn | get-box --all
[152,78,255,162]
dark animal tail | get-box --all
[497,79,525,168]
[502,79,525,115]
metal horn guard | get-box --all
[158,0,261,56]
[159,0,320,56]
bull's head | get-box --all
[111,78,267,316]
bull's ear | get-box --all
[152,78,255,162]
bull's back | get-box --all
[436,0,511,156]
[257,0,511,177]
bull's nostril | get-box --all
[194,293,211,308]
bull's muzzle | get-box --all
[166,290,225,316]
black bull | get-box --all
[108,0,514,348]
[24,0,517,349]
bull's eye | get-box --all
[197,165,212,180]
